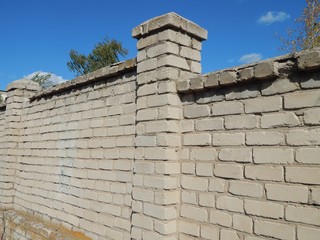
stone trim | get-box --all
[177,48,320,93]
[31,58,136,101]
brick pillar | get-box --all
[0,79,41,209]
[132,13,207,239]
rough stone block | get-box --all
[220,71,237,85]
[158,55,190,70]
[261,77,299,96]
[254,61,277,79]
[239,67,254,81]
[287,129,320,146]
[297,50,320,70]
[204,73,219,88]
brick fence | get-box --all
[0,12,319,240]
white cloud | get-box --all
[258,11,290,25]
[239,53,262,64]
[25,71,67,85]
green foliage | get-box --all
[30,72,54,88]
[67,37,128,76]
[279,0,320,52]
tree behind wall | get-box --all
[279,0,320,52]
[67,37,128,76]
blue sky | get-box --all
[0,0,305,90]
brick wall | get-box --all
[0,12,319,240]
[177,51,320,240]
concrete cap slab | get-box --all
[132,12,208,41]
[6,78,42,92]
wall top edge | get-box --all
[132,12,208,41]
[177,48,320,93]
[31,58,137,101]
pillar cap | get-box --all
[132,12,208,41]
[6,78,42,92]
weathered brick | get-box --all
[246,131,285,146]
[285,205,320,226]
[261,112,300,128]
[253,148,294,164]
[196,163,213,176]
[297,226,320,240]
[287,129,320,146]
[199,193,215,207]
[254,220,295,240]
[209,178,226,193]
[209,210,232,227]
[212,132,245,146]
[181,205,208,222]
[245,166,283,181]
[219,148,252,163]
[304,108,320,125]
[229,181,263,198]
[214,163,243,179]
[195,118,224,131]
[219,230,240,240]
[190,148,218,161]
[233,214,253,233]
[181,176,208,191]
[200,225,219,240]
[184,133,211,146]
[216,196,243,213]
[311,188,320,205]
[184,105,210,118]
[284,90,320,109]
[286,166,320,184]
[178,220,200,237]
[244,199,284,219]
[211,101,243,116]
[261,77,299,96]
[265,183,309,203]
[225,115,258,129]
[243,96,282,113]
[296,148,320,164]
